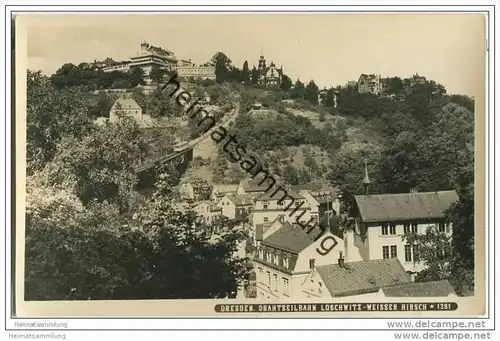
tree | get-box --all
[34,114,148,212]
[323,88,336,107]
[27,70,97,174]
[327,145,383,213]
[305,80,319,104]
[404,227,454,281]
[280,74,293,92]
[283,165,299,185]
[403,226,473,296]
[211,52,233,83]
[129,67,146,87]
[250,66,259,85]
[240,61,250,84]
[25,164,250,300]
[150,66,166,85]
[290,79,305,99]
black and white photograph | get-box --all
[15,12,486,318]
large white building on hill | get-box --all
[93,42,216,83]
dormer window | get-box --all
[263,201,269,210]
[381,224,389,235]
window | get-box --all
[404,245,412,262]
[389,223,397,235]
[295,201,301,207]
[267,271,271,286]
[438,222,446,233]
[273,274,278,291]
[412,245,420,262]
[446,223,451,233]
[381,224,389,236]
[263,201,269,210]
[283,278,290,295]
[390,245,397,258]
[258,267,263,277]
[309,259,316,269]
[283,258,290,268]
[382,246,390,259]
[266,253,272,263]
[404,223,410,234]
[264,217,269,223]
[273,254,279,265]
[258,250,264,259]
[411,223,418,233]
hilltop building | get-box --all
[357,73,383,95]
[251,53,283,88]
[93,42,215,83]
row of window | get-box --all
[259,250,291,268]
[262,200,305,210]
[381,222,450,236]
[382,244,420,262]
[258,267,290,295]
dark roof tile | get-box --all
[354,190,459,223]
[316,259,411,297]
[381,280,456,297]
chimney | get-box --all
[362,159,371,196]
[338,251,345,268]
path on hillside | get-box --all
[192,99,241,159]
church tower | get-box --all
[362,159,371,196]
[258,53,267,72]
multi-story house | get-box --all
[192,201,223,226]
[345,190,459,277]
[236,179,271,196]
[254,222,345,299]
[293,184,341,218]
[357,74,383,95]
[252,189,313,229]
[254,215,288,248]
[178,180,213,201]
[218,194,254,222]
[253,54,283,88]
[210,184,239,204]
[301,257,411,299]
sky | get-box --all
[22,13,485,96]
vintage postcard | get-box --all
[14,12,487,318]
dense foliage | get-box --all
[25,48,477,298]
[25,71,250,300]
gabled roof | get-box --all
[111,98,142,111]
[381,280,456,297]
[226,194,255,207]
[212,184,238,196]
[241,179,272,192]
[257,189,304,201]
[358,74,380,82]
[189,180,212,189]
[262,222,325,254]
[354,190,459,223]
[316,259,411,297]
